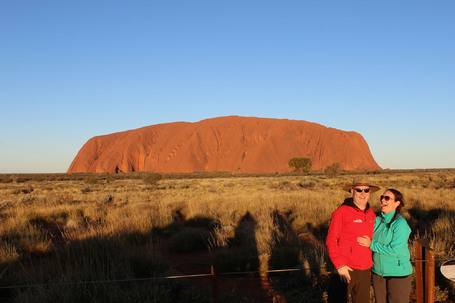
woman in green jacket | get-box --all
[357,189,412,303]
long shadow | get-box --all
[0,208,255,303]
[211,211,268,302]
[268,210,328,303]
[0,228,207,302]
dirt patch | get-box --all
[156,229,282,302]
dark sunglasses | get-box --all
[380,195,394,201]
[354,188,370,193]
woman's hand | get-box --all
[357,235,371,247]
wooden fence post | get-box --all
[415,240,424,303]
[415,239,435,303]
[211,265,219,303]
[425,245,435,303]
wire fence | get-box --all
[0,256,452,290]
[0,267,301,290]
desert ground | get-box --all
[0,169,454,302]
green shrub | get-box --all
[324,162,341,178]
[288,158,312,173]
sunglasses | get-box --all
[380,195,394,201]
[354,188,370,193]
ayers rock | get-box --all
[67,116,381,174]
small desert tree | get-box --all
[324,162,341,178]
[288,157,312,173]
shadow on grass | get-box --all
[0,211,255,303]
[268,210,330,303]
[0,230,203,303]
[210,212,269,302]
[406,206,455,301]
[0,206,352,303]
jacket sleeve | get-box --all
[370,218,411,256]
[326,208,345,269]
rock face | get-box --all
[67,116,381,173]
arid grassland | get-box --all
[0,170,454,302]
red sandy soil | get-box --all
[68,116,381,174]
[157,230,284,303]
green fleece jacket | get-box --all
[370,211,413,277]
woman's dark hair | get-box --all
[386,188,405,226]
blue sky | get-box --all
[1,1,454,173]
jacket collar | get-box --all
[381,210,396,223]
[342,197,371,213]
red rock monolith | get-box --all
[67,116,381,173]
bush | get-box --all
[0,175,13,183]
[84,176,99,184]
[22,186,34,194]
[298,180,316,189]
[80,186,92,194]
[324,162,341,178]
[143,172,163,187]
[101,194,114,204]
[288,158,312,173]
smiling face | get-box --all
[351,186,371,210]
[380,190,401,214]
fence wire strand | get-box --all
[0,268,302,290]
[0,255,453,290]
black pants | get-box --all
[372,273,411,303]
[327,269,371,303]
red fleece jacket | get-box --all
[326,198,376,270]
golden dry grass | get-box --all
[0,169,454,302]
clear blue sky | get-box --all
[1,1,454,173]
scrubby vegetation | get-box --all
[323,162,341,178]
[288,157,312,173]
[0,169,454,302]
